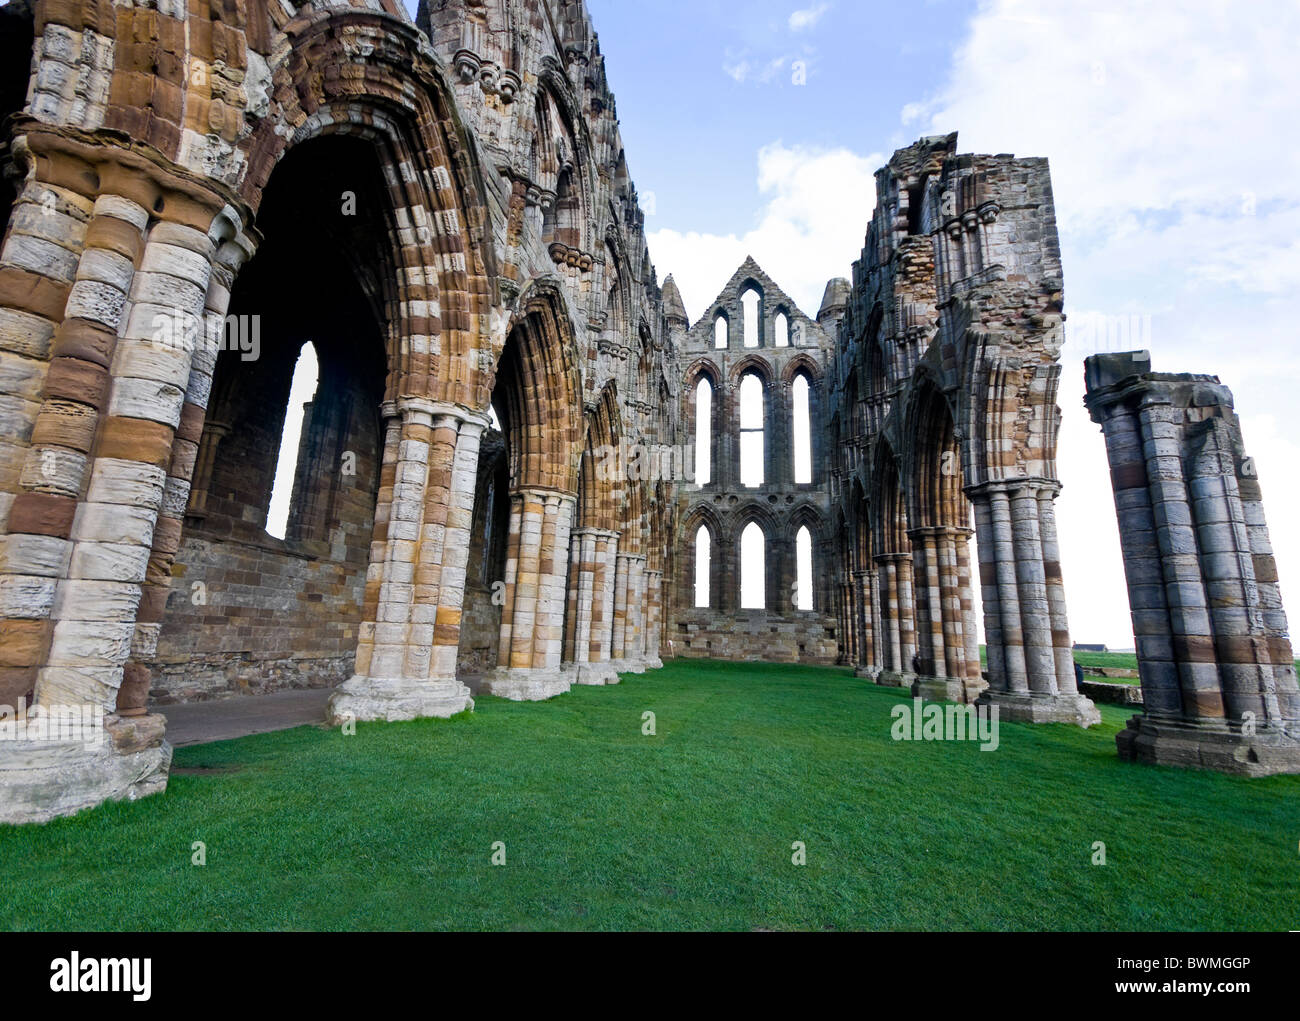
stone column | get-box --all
[0,146,242,821]
[905,526,979,702]
[1011,486,1055,692]
[567,527,599,682]
[868,567,884,675]
[908,529,955,701]
[876,553,913,687]
[479,488,576,700]
[562,529,581,665]
[1085,351,1300,774]
[329,400,488,722]
[118,218,254,717]
[1037,485,1079,695]
[897,553,917,681]
[631,553,649,665]
[972,479,1098,725]
[851,569,874,679]
[644,567,664,669]
[836,575,852,666]
[609,550,647,673]
[586,529,620,681]
[610,549,629,660]
[184,420,228,518]
[956,530,984,696]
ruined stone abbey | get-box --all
[1,0,1297,823]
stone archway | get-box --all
[475,286,583,701]
[562,381,623,685]
[147,134,390,704]
[900,376,982,702]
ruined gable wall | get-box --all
[671,259,839,664]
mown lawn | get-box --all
[1,658,1297,931]
[1072,650,1140,672]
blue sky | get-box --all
[402,1,1300,650]
[586,0,976,241]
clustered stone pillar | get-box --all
[873,552,917,686]
[587,528,620,679]
[906,525,983,701]
[565,526,596,680]
[837,571,855,667]
[1084,351,1300,774]
[644,567,664,669]
[0,136,240,820]
[851,569,872,677]
[480,488,576,700]
[118,216,251,718]
[565,525,622,685]
[969,479,1098,725]
[609,550,647,673]
[328,400,488,723]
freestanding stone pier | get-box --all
[1084,351,1300,775]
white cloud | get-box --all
[722,52,797,85]
[648,142,881,321]
[906,0,1300,647]
[789,3,830,31]
[722,58,752,84]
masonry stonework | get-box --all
[0,2,1291,823]
[1085,352,1300,775]
[823,135,1098,725]
[672,258,839,665]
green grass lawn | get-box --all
[2,658,1297,931]
[1072,650,1139,671]
[1068,650,1300,684]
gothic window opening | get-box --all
[742,286,760,347]
[775,310,789,348]
[741,521,765,609]
[739,372,764,487]
[695,526,711,608]
[796,525,813,610]
[266,342,320,540]
[695,377,713,486]
[714,313,728,349]
[792,372,812,484]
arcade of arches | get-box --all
[1,1,1297,822]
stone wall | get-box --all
[672,610,838,664]
[0,0,683,821]
[670,257,840,664]
[822,133,1097,726]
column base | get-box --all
[876,669,917,688]
[0,713,171,825]
[911,674,983,703]
[643,656,664,671]
[570,662,621,686]
[607,657,646,675]
[1116,714,1300,776]
[977,689,1101,727]
[327,675,474,724]
[479,667,572,701]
